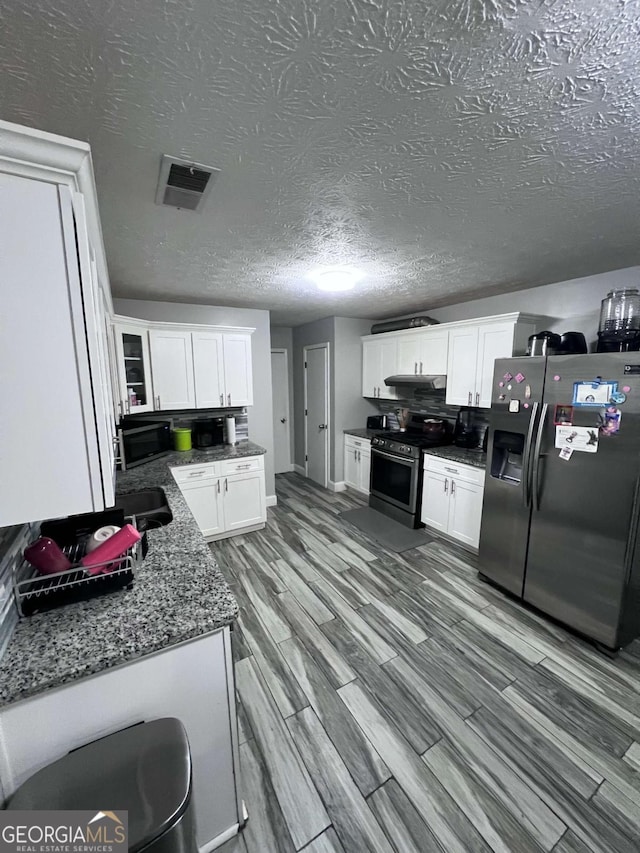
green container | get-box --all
[173,428,192,452]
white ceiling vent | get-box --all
[155,154,220,212]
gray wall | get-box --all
[292,317,335,475]
[333,317,378,482]
[424,265,640,348]
[270,326,295,465]
[114,298,275,499]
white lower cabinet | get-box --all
[421,456,485,549]
[0,630,243,851]
[172,455,266,541]
[344,435,371,494]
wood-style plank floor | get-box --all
[213,473,640,853]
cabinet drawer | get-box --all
[344,435,371,449]
[220,455,264,476]
[423,455,485,485]
[171,463,219,483]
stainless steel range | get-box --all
[369,415,453,528]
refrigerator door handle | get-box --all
[522,401,539,508]
[531,402,548,511]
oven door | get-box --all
[370,448,419,514]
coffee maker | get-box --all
[454,409,480,448]
[192,418,225,448]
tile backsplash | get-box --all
[375,389,489,446]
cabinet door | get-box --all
[344,443,359,489]
[419,331,449,375]
[475,322,515,408]
[222,334,253,406]
[223,471,266,530]
[180,479,224,538]
[448,479,484,548]
[362,340,379,397]
[445,327,479,406]
[149,329,195,409]
[193,332,225,408]
[358,449,371,494]
[396,336,421,376]
[378,338,398,400]
[113,323,155,415]
[420,470,450,532]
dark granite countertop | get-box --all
[423,446,487,469]
[0,441,266,707]
[343,428,381,440]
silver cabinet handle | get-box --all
[118,401,124,418]
[126,399,131,414]
[444,478,448,493]
[217,480,220,493]
[420,361,423,373]
[236,463,251,469]
[414,362,417,374]
[228,393,231,406]
[357,450,361,462]
[220,394,224,406]
[188,470,206,477]
[444,466,459,474]
[225,477,228,492]
[156,395,161,409]
[451,480,456,495]
[475,392,480,406]
[468,391,472,405]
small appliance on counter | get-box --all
[366,415,387,430]
[117,419,172,470]
[527,331,561,356]
[558,331,588,354]
[192,417,225,448]
[454,409,480,448]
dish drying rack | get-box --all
[13,518,142,617]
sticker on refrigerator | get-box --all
[559,446,574,461]
[572,380,618,407]
[555,426,599,453]
[554,404,574,426]
[599,406,622,436]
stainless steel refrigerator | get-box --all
[478,352,640,651]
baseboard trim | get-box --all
[293,464,306,477]
[199,821,239,852]
[266,494,277,507]
[328,480,347,492]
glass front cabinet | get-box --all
[113,322,155,416]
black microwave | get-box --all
[117,420,172,470]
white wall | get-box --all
[114,299,275,500]
[425,266,640,348]
[270,326,295,465]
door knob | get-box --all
[319,424,327,429]
[280,417,287,423]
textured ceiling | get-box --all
[1,0,639,325]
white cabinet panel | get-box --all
[344,436,371,495]
[447,478,484,549]
[379,339,398,400]
[362,339,397,399]
[396,337,422,376]
[344,445,360,490]
[193,332,225,408]
[475,322,515,408]
[419,331,449,375]
[362,340,380,398]
[359,449,371,493]
[149,329,196,409]
[223,334,253,406]
[223,471,266,531]
[446,326,479,406]
[179,478,224,538]
[420,470,450,533]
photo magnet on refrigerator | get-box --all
[554,404,573,426]
[599,406,622,436]
[555,426,599,453]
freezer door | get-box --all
[524,353,640,648]
[478,357,546,596]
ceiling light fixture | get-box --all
[309,267,363,292]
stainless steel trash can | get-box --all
[7,718,197,853]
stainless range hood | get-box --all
[384,374,447,390]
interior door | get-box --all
[271,349,291,474]
[524,353,640,647]
[305,344,329,488]
[223,334,253,406]
[193,332,224,408]
[446,327,479,406]
[149,329,195,410]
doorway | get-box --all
[271,348,291,475]
[304,343,329,488]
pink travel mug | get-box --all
[80,524,141,575]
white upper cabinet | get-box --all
[362,338,398,400]
[396,329,448,376]
[113,321,155,415]
[446,317,536,408]
[149,329,196,410]
[0,121,116,525]
[193,332,225,408]
[222,333,253,406]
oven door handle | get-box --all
[372,448,415,465]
